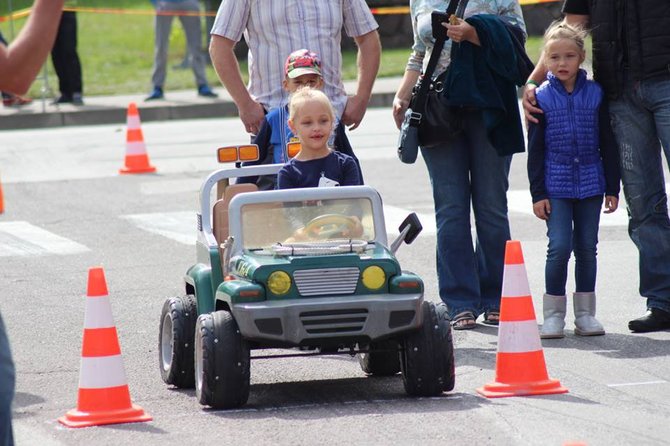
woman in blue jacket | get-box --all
[527,22,620,339]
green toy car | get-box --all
[158,145,455,409]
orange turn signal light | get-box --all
[217,145,260,163]
[286,141,301,159]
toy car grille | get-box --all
[300,308,368,334]
[294,267,360,296]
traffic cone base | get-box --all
[58,403,152,428]
[119,102,156,174]
[478,240,568,398]
[59,267,151,428]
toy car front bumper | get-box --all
[232,293,424,345]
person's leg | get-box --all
[150,4,174,90]
[420,133,479,326]
[50,13,71,100]
[572,195,605,335]
[178,0,209,89]
[0,312,15,446]
[467,111,512,319]
[609,77,670,316]
[544,199,573,297]
[572,195,603,293]
[56,12,82,101]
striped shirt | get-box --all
[211,0,378,117]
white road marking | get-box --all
[607,380,668,388]
[123,205,437,247]
[123,211,196,245]
[0,221,89,257]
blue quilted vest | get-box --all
[536,70,606,200]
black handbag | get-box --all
[398,0,467,163]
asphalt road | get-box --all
[1,108,669,446]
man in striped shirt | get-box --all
[209,0,381,136]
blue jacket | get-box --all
[527,69,620,201]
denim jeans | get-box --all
[608,75,670,313]
[544,196,603,296]
[0,312,14,446]
[420,110,512,320]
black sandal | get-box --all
[451,311,477,330]
[483,311,500,326]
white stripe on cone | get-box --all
[501,263,531,298]
[127,115,141,128]
[79,355,128,388]
[83,296,115,329]
[125,141,147,155]
[497,320,543,353]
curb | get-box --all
[1,81,399,131]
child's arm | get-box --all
[527,113,550,219]
[598,100,621,213]
[340,155,362,186]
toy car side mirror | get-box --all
[390,213,423,254]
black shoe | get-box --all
[628,308,670,333]
[145,86,164,101]
[52,95,73,105]
[72,92,84,106]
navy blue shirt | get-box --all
[277,151,362,189]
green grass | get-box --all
[3,9,544,98]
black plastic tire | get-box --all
[358,340,401,376]
[195,310,250,409]
[159,295,197,388]
[401,301,455,396]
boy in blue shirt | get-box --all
[241,49,361,189]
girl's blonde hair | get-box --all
[288,87,336,122]
[543,20,588,51]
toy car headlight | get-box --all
[267,271,291,295]
[362,266,385,290]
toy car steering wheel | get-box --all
[304,214,358,239]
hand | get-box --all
[342,95,368,131]
[239,99,266,135]
[604,195,619,213]
[392,96,409,129]
[444,18,477,44]
[533,199,551,220]
[522,84,543,124]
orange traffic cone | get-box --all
[119,102,156,174]
[58,267,152,428]
[0,174,4,214]
[477,240,568,398]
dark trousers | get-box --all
[51,11,82,97]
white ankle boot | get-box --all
[573,292,605,336]
[540,294,566,339]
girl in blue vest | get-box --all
[527,22,620,339]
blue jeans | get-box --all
[420,110,512,320]
[608,75,670,314]
[544,196,603,296]
[0,312,14,446]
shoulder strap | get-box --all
[412,0,461,117]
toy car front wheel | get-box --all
[159,295,197,388]
[195,310,250,409]
[400,301,455,396]
[358,340,401,376]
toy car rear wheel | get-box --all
[195,310,250,409]
[159,295,197,388]
[358,340,401,376]
[400,301,455,396]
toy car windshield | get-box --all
[241,197,375,255]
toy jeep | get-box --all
[159,145,455,409]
